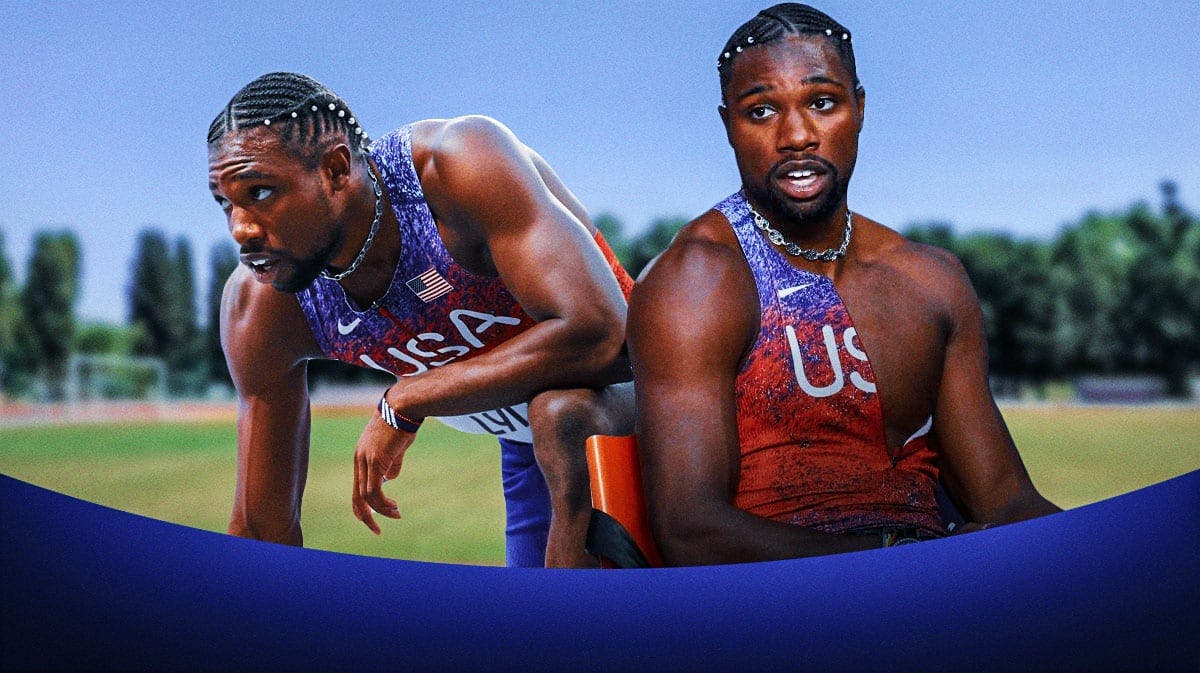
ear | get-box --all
[320,144,354,191]
[718,103,733,147]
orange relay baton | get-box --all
[584,435,663,568]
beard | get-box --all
[747,155,853,228]
[240,224,344,294]
[269,190,347,294]
[272,230,342,293]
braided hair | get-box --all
[717,3,860,99]
[207,72,369,169]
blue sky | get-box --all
[2,1,1197,323]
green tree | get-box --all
[593,212,630,271]
[1051,211,1135,376]
[1161,181,1200,394]
[625,216,687,280]
[20,230,81,400]
[129,230,173,356]
[1121,183,1199,396]
[205,240,238,389]
[128,229,202,395]
[908,224,1074,395]
[0,231,25,396]
[1052,188,1199,399]
[903,221,958,252]
[171,237,204,395]
[74,321,140,356]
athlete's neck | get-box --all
[336,165,401,309]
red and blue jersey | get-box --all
[716,191,941,535]
[296,125,632,443]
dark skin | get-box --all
[627,35,1059,566]
[209,116,632,565]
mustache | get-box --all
[239,241,285,258]
[769,154,838,178]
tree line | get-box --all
[1,181,1195,402]
[0,231,239,401]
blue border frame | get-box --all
[2,470,1197,672]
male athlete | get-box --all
[627,4,1060,565]
[207,72,633,567]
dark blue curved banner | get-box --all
[2,470,1198,672]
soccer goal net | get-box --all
[66,354,168,402]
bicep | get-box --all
[431,118,625,325]
[635,355,741,513]
[628,236,756,520]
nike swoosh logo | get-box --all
[778,283,816,299]
[337,317,362,335]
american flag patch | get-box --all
[406,267,454,302]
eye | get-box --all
[748,104,776,120]
[213,195,231,211]
[250,186,274,201]
[811,96,836,111]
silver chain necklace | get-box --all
[749,204,853,262]
[321,164,383,281]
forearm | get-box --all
[655,500,881,566]
[385,316,629,418]
[987,489,1061,525]
[228,500,303,545]
[229,394,311,545]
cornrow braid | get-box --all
[207,72,370,168]
[717,3,859,99]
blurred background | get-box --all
[1,1,1196,563]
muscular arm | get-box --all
[628,217,879,566]
[222,265,322,544]
[926,251,1060,524]
[384,117,629,419]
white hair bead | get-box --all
[263,118,271,125]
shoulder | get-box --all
[410,116,544,222]
[638,210,745,287]
[411,115,525,176]
[648,208,739,268]
[858,216,966,277]
[221,267,321,374]
[630,209,758,352]
[851,216,978,315]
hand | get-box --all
[352,412,418,535]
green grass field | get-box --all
[0,412,508,565]
[1,404,1196,565]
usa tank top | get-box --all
[296,125,633,443]
[716,190,941,535]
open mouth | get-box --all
[241,254,280,281]
[774,160,832,201]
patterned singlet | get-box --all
[296,125,633,444]
[716,191,942,535]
